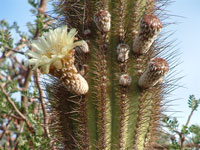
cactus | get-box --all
[26,0,178,149]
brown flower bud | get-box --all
[70,73,89,95]
[119,74,132,87]
[75,40,89,53]
[49,51,89,95]
[133,14,162,55]
[59,64,89,95]
[117,44,130,62]
[94,10,111,32]
[138,57,169,89]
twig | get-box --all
[11,49,25,55]
[0,43,27,63]
[0,84,34,134]
[0,84,27,121]
[19,0,49,112]
[12,122,25,150]
[38,0,48,14]
[153,143,200,150]
[0,119,11,141]
[185,109,194,128]
[34,69,50,138]
[180,108,195,150]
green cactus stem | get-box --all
[26,0,179,149]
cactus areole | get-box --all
[26,0,177,149]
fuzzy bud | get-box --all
[117,44,130,62]
[75,40,89,53]
[49,51,89,95]
[138,57,169,89]
[59,63,89,95]
[119,74,132,87]
[94,10,111,32]
[70,73,89,95]
[133,14,162,55]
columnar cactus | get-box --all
[26,0,177,149]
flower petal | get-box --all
[26,25,83,74]
[26,50,40,58]
[66,28,77,43]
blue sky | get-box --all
[166,0,200,126]
[0,0,200,127]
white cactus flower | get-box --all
[26,26,83,74]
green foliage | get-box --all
[169,137,181,150]
[163,116,179,132]
[0,1,51,149]
[188,95,200,111]
[189,125,200,146]
[0,20,14,52]
[28,0,39,9]
[162,95,200,150]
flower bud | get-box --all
[94,10,111,32]
[133,14,162,55]
[117,44,130,62]
[119,74,132,87]
[70,73,89,95]
[75,40,89,53]
[59,63,89,95]
[138,57,169,89]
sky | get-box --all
[0,0,200,127]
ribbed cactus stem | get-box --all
[118,0,125,42]
[145,0,155,14]
[133,91,155,150]
[133,57,169,149]
[143,96,161,150]
[95,27,111,149]
[132,0,142,40]
[116,2,131,148]
[118,74,132,149]
[28,0,177,149]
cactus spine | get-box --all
[27,0,177,149]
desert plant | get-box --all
[0,0,180,149]
[26,0,180,149]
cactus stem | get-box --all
[133,90,154,150]
[143,89,161,149]
[118,0,125,42]
[132,0,142,40]
[95,31,111,149]
[145,0,155,14]
[42,0,179,150]
[44,78,84,149]
[118,85,130,150]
